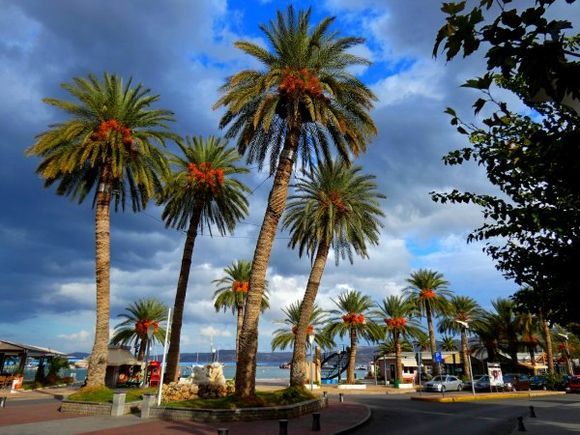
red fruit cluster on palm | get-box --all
[188,162,225,194]
[559,343,569,352]
[232,280,249,293]
[320,190,348,214]
[385,317,407,328]
[291,324,314,335]
[279,68,323,98]
[342,312,365,325]
[420,289,436,299]
[90,119,134,148]
[135,319,159,337]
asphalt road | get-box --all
[349,393,580,434]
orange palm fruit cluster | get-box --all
[321,190,348,214]
[292,324,314,335]
[232,280,249,293]
[342,312,365,324]
[385,317,407,328]
[91,119,134,147]
[188,162,225,194]
[135,319,159,336]
[421,289,436,299]
[279,68,323,97]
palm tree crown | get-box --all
[213,260,269,314]
[111,298,168,361]
[404,269,452,317]
[28,73,174,210]
[160,136,250,233]
[214,5,377,172]
[271,301,334,351]
[438,296,485,335]
[283,159,384,262]
[373,295,424,343]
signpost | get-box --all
[487,362,503,393]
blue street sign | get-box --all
[434,351,443,363]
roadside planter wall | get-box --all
[60,393,141,416]
[145,397,326,422]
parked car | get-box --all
[565,375,580,393]
[464,374,488,390]
[529,375,548,390]
[424,375,463,392]
[503,373,531,391]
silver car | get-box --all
[424,375,463,392]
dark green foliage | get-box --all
[431,1,580,327]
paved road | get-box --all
[349,393,580,434]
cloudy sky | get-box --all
[1,0,575,355]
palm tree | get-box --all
[213,260,270,361]
[111,298,168,361]
[214,6,377,398]
[26,73,175,386]
[440,336,458,352]
[160,136,250,382]
[487,298,520,372]
[404,269,452,375]
[377,338,414,355]
[517,312,540,367]
[283,160,384,386]
[438,296,485,380]
[372,295,423,384]
[271,301,335,351]
[324,290,382,384]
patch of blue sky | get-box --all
[406,238,442,264]
[190,53,229,70]
[360,57,416,84]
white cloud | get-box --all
[200,325,232,338]
[58,329,91,343]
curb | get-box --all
[332,404,372,435]
[410,391,566,403]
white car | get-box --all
[424,375,463,392]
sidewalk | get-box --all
[0,397,370,435]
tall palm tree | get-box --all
[214,6,377,398]
[404,269,452,375]
[111,298,168,361]
[324,290,382,384]
[517,312,540,367]
[271,301,335,351]
[377,338,414,355]
[487,298,520,372]
[438,296,485,380]
[213,260,270,361]
[160,136,250,382]
[26,73,175,386]
[283,160,384,386]
[373,295,424,384]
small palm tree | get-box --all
[271,302,335,351]
[27,73,175,386]
[517,312,541,367]
[283,160,384,386]
[487,298,520,372]
[440,336,458,352]
[404,269,452,375]
[111,298,168,361]
[215,5,378,398]
[438,296,485,380]
[213,260,270,361]
[160,136,250,382]
[324,290,382,383]
[373,295,424,384]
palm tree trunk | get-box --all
[165,204,203,383]
[460,329,472,380]
[86,173,112,387]
[137,337,147,362]
[539,310,554,374]
[289,239,330,387]
[236,304,244,362]
[394,331,402,383]
[234,125,300,400]
[425,305,440,376]
[347,327,358,384]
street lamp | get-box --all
[308,332,316,391]
[454,319,475,396]
[413,340,422,395]
[557,333,572,375]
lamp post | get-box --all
[557,333,572,375]
[308,332,316,391]
[455,320,475,396]
[157,308,172,406]
[413,340,422,395]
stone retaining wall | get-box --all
[149,398,326,422]
[60,400,140,416]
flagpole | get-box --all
[157,307,172,406]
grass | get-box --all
[67,386,157,403]
[165,386,315,409]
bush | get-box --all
[68,386,113,402]
[198,383,228,399]
[542,373,566,391]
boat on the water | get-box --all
[355,364,367,371]
[279,362,291,369]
